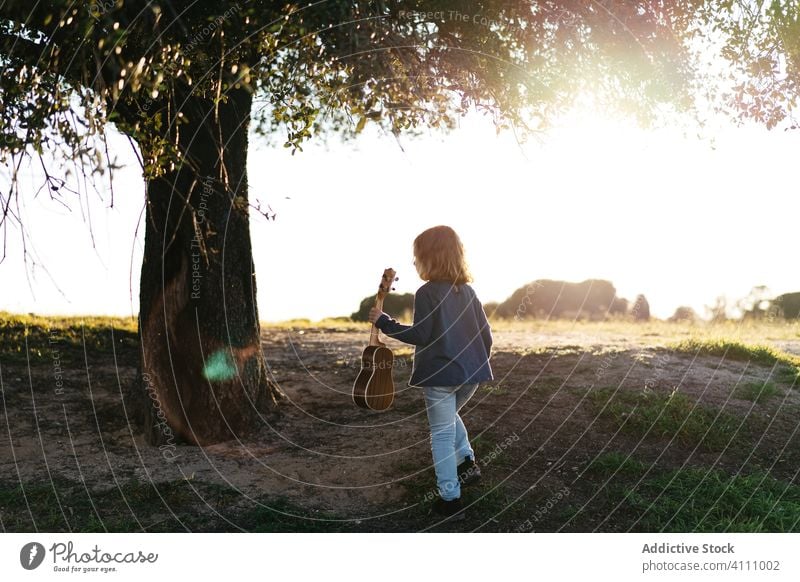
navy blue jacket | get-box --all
[375,281,493,387]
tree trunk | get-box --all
[131,85,283,447]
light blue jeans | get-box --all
[422,383,480,501]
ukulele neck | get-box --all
[369,295,386,347]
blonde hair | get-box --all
[413,225,473,285]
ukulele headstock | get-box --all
[377,268,398,300]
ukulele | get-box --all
[352,268,398,411]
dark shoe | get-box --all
[457,457,482,487]
[431,497,465,521]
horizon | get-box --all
[1,109,798,321]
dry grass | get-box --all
[485,316,800,341]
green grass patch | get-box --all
[240,498,351,532]
[0,311,138,365]
[668,337,800,371]
[466,479,520,516]
[588,388,742,451]
[733,381,782,404]
[568,452,800,532]
[0,477,239,532]
[776,366,800,387]
[586,451,649,477]
[624,469,800,532]
[0,477,352,532]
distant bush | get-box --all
[669,306,698,323]
[351,293,414,322]
[493,279,620,320]
[771,292,800,319]
[483,302,500,318]
[610,296,629,316]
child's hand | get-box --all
[368,307,385,324]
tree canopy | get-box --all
[697,0,800,129]
[1,0,705,243]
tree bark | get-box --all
[131,85,283,447]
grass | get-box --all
[586,451,649,476]
[579,452,800,532]
[0,311,138,365]
[0,477,233,532]
[7,462,797,533]
[262,317,365,330]
[733,381,782,404]
[668,337,800,372]
[0,311,137,332]
[238,499,352,532]
[669,337,800,390]
[625,469,800,532]
[481,381,507,395]
[0,477,351,532]
[776,366,800,386]
[486,316,800,340]
[464,478,525,519]
[588,387,743,451]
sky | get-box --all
[1,108,798,322]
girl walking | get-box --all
[368,225,493,520]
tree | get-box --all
[669,305,698,323]
[495,279,619,319]
[610,296,629,316]
[737,285,773,320]
[632,294,651,321]
[705,294,732,322]
[482,302,500,319]
[351,292,414,322]
[1,1,703,445]
[697,1,800,129]
[771,292,800,319]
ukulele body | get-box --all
[352,345,395,411]
[352,268,398,412]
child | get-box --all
[368,225,493,520]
